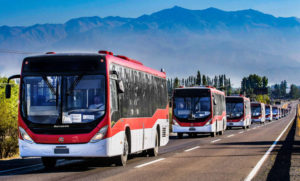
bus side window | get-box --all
[110,79,118,114]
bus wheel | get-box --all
[116,134,129,166]
[243,126,246,130]
[41,157,57,169]
[177,133,183,139]
[210,131,216,137]
[148,132,159,157]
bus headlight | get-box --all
[173,120,179,126]
[19,127,34,144]
[90,125,108,143]
[205,119,212,126]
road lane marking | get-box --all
[0,163,42,174]
[184,146,200,152]
[244,116,294,181]
[227,134,235,138]
[135,158,165,168]
[211,139,221,143]
[239,131,244,134]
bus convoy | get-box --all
[4,51,290,168]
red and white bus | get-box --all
[272,106,280,120]
[226,95,251,129]
[172,86,227,138]
[251,102,266,124]
[5,51,169,167]
[265,105,273,122]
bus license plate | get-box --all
[54,146,69,154]
[189,127,196,131]
[229,123,233,126]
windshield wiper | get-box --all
[42,75,56,95]
[67,74,84,95]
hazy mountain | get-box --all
[1,6,300,86]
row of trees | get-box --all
[240,74,270,104]
[0,77,19,159]
[167,71,232,95]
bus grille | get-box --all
[162,127,167,137]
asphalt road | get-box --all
[0,102,296,181]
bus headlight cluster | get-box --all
[90,125,108,143]
[173,120,179,126]
[204,119,212,126]
[19,127,34,144]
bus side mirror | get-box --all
[117,80,125,93]
[5,84,11,99]
[213,97,217,105]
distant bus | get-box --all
[265,105,273,122]
[278,107,282,118]
[226,95,251,129]
[251,102,266,124]
[272,106,280,120]
[172,86,227,138]
[5,51,169,168]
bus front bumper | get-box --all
[172,123,215,133]
[19,139,108,158]
[227,121,245,127]
[252,118,264,123]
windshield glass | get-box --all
[21,75,106,124]
[226,102,243,118]
[266,107,270,115]
[273,108,278,114]
[174,97,211,119]
[251,105,261,116]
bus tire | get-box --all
[177,133,183,139]
[148,131,159,157]
[211,131,216,137]
[42,157,57,169]
[116,134,129,166]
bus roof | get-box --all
[174,86,225,95]
[226,95,250,102]
[22,53,166,78]
[107,54,166,78]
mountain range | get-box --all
[1,6,300,86]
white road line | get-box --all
[184,146,200,152]
[239,131,244,134]
[227,134,235,138]
[244,116,294,181]
[0,163,42,174]
[135,158,165,168]
[211,139,221,143]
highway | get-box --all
[0,102,296,181]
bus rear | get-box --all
[172,87,226,138]
[226,96,251,129]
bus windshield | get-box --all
[174,97,211,119]
[21,75,106,124]
[251,105,261,116]
[273,107,278,114]
[226,102,243,119]
[266,107,270,115]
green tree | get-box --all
[0,77,19,158]
[202,75,207,86]
[196,71,201,86]
[173,77,180,88]
[289,84,300,99]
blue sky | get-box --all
[1,0,300,26]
